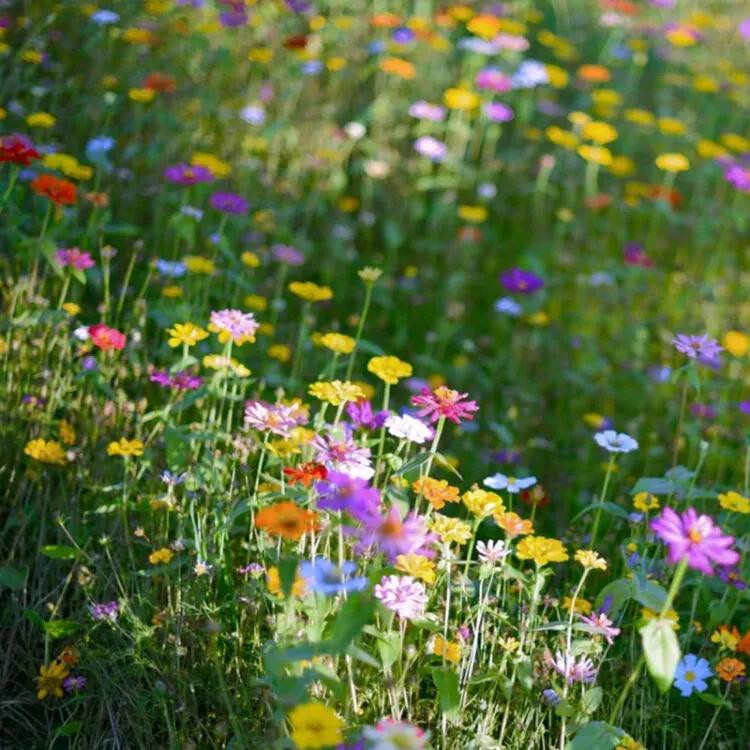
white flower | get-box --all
[494,297,522,316]
[483,473,537,493]
[362,720,431,750]
[594,430,638,453]
[476,539,509,564]
[73,326,90,341]
[344,121,366,140]
[385,414,432,445]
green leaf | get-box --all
[633,575,668,612]
[394,451,431,476]
[375,630,402,670]
[640,618,681,693]
[594,578,634,614]
[0,566,26,590]
[44,619,78,639]
[278,557,298,599]
[40,544,77,561]
[582,686,603,714]
[697,692,731,708]
[431,667,460,717]
[567,721,623,750]
[328,594,375,650]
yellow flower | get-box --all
[624,108,655,126]
[358,266,383,284]
[36,660,69,700]
[413,477,460,510]
[711,627,739,652]
[516,536,568,566]
[244,294,267,312]
[467,14,500,39]
[289,281,333,303]
[267,566,307,598]
[162,285,182,298]
[319,332,356,355]
[396,554,436,584]
[546,126,578,150]
[429,515,473,546]
[269,344,291,362]
[462,488,505,518]
[457,205,487,223]
[718,491,750,514]
[577,145,613,166]
[248,47,274,63]
[148,547,174,565]
[562,596,592,614]
[498,636,520,652]
[642,607,679,630]
[616,736,647,750]
[721,133,750,153]
[167,322,209,348]
[723,331,749,357]
[367,355,413,385]
[609,156,635,177]
[581,121,618,145]
[633,492,659,512]
[443,87,479,110]
[574,549,607,571]
[22,49,43,64]
[289,702,344,750]
[25,439,67,466]
[545,64,569,88]
[696,139,727,159]
[26,112,56,128]
[191,152,231,178]
[657,117,687,136]
[433,635,462,663]
[666,28,697,47]
[183,255,215,274]
[59,420,76,446]
[202,355,251,377]
[107,438,144,457]
[122,27,157,44]
[308,380,364,406]
[128,87,156,102]
[241,251,261,268]
[655,153,689,173]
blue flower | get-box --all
[674,654,712,697]
[299,558,369,596]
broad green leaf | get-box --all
[278,557,298,599]
[328,594,375,650]
[44,619,78,639]
[594,578,634,614]
[567,721,623,750]
[431,666,460,717]
[0,566,26,590]
[40,544,77,561]
[394,451,431,476]
[582,686,603,714]
[640,618,681,693]
[633,575,668,612]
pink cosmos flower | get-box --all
[411,385,478,425]
[88,324,126,351]
[373,575,427,620]
[547,651,598,684]
[651,507,739,576]
[579,611,620,645]
[56,247,95,270]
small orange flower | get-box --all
[379,57,416,80]
[31,174,77,205]
[578,64,611,83]
[716,657,746,682]
[494,511,533,537]
[412,477,460,510]
[255,501,319,540]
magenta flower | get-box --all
[346,399,389,430]
[353,505,436,561]
[500,268,544,294]
[209,191,248,215]
[672,334,723,361]
[150,369,202,390]
[411,385,478,425]
[475,67,512,93]
[483,102,514,123]
[163,163,214,185]
[373,575,427,620]
[314,471,381,520]
[651,507,740,576]
[56,247,95,270]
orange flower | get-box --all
[255,501,319,540]
[31,174,77,205]
[716,657,746,682]
[578,64,611,83]
[143,72,176,93]
[379,57,416,80]
[494,511,533,537]
[370,13,401,28]
[738,630,750,656]
[412,477,460,510]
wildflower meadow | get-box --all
[2,1,750,748]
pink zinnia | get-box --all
[56,247,95,270]
[411,385,479,425]
[209,309,259,345]
[88,324,126,351]
[651,507,739,576]
[244,400,305,437]
[313,433,374,480]
[373,575,427,620]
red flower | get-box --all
[31,174,77,205]
[89,324,126,352]
[520,485,550,509]
[143,72,176,93]
[0,134,40,166]
[284,462,328,487]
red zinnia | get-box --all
[143,72,176,93]
[284,462,328,487]
[89,324,126,352]
[0,134,40,166]
[31,174,77,205]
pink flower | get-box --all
[651,507,739,576]
[373,575,427,620]
[88,324,126,351]
[209,309,259,345]
[56,247,95,270]
[313,433,374,480]
[547,651,597,684]
[579,611,620,645]
[411,385,478,425]
[244,400,306,436]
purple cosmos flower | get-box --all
[547,651,598,684]
[475,67,512,93]
[90,601,119,620]
[740,18,750,40]
[346,400,389,430]
[651,507,740,576]
[690,403,716,420]
[500,268,544,294]
[163,164,213,185]
[414,135,447,163]
[483,102,514,122]
[315,471,380,520]
[313,434,374,480]
[353,505,436,561]
[56,247,95,270]
[408,101,446,121]
[373,575,427,619]
[672,334,723,361]
[579,611,621,645]
[717,565,747,590]
[624,242,654,267]
[209,191,248,215]
[392,27,415,44]
[63,675,87,693]
[299,558,369,596]
[271,243,305,265]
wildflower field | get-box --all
[2,1,750,748]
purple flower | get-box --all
[315,471,381,520]
[739,401,750,415]
[56,247,95,270]
[313,433,374,479]
[171,372,202,390]
[271,243,305,265]
[672,334,723,361]
[90,601,119,620]
[209,191,248,215]
[346,399,389,430]
[392,27,415,44]
[651,507,740,576]
[475,67,512,93]
[690,403,716,420]
[163,163,213,185]
[547,651,597,684]
[373,575,427,619]
[408,101,446,121]
[740,18,750,40]
[542,688,561,706]
[483,102,514,122]
[500,268,544,295]
[717,565,747,590]
[63,675,86,693]
[414,135,447,163]
[353,505,436,561]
